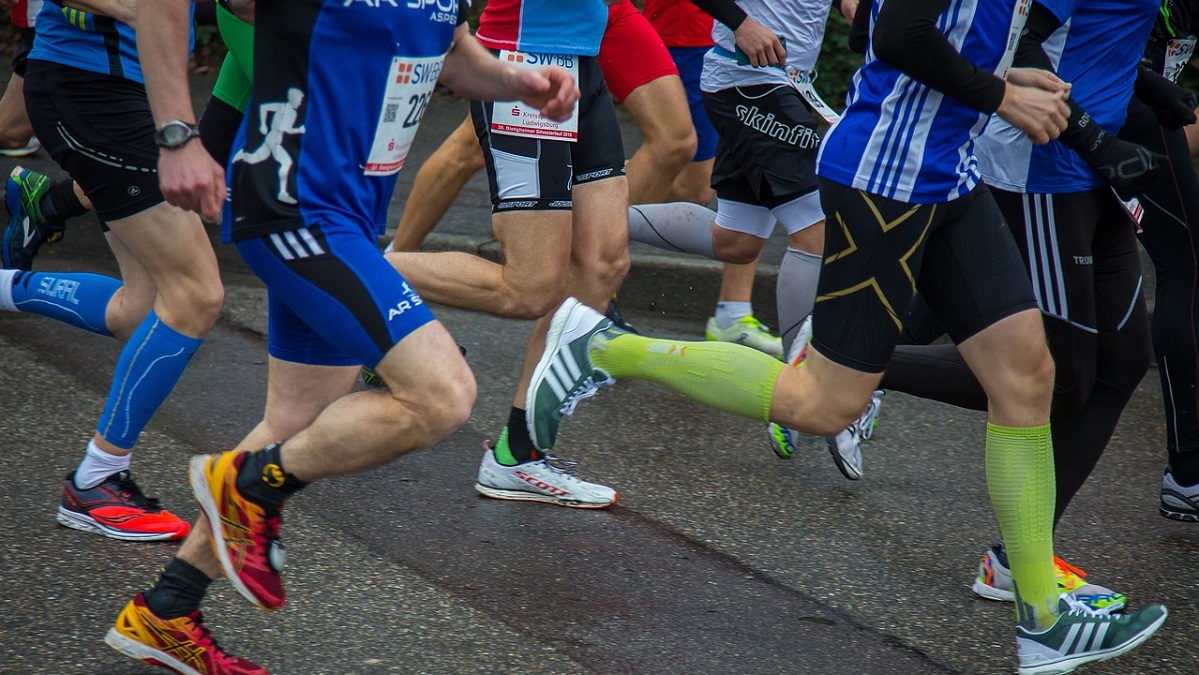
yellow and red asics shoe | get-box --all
[57,471,189,541]
[106,593,268,675]
[190,451,287,610]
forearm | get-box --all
[439,28,522,101]
[872,0,1005,113]
[136,0,198,126]
[686,0,747,31]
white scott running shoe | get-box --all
[704,315,783,360]
[1016,594,1166,675]
[1160,468,1199,522]
[825,391,884,480]
[475,442,617,509]
[526,297,618,451]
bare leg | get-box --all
[391,114,484,251]
[622,76,696,205]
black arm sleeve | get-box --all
[849,0,873,53]
[687,0,748,31]
[1011,1,1063,72]
[871,0,1006,113]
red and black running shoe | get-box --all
[56,471,189,541]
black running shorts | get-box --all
[812,179,1039,372]
[703,83,821,207]
[472,55,626,212]
[23,60,164,222]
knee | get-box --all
[498,282,569,320]
[644,127,697,173]
[425,363,477,434]
[713,236,763,265]
[578,247,630,297]
[189,282,225,326]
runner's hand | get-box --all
[996,83,1069,145]
[1006,67,1070,95]
[158,142,226,223]
[514,67,580,122]
[733,17,785,68]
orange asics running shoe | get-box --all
[190,451,286,610]
[106,593,268,674]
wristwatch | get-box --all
[154,120,201,149]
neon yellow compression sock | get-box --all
[590,331,783,422]
[985,422,1059,629]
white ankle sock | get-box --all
[714,301,752,328]
[74,439,132,489]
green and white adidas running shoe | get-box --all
[1016,594,1166,675]
[526,297,619,451]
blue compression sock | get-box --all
[96,311,203,449]
[0,269,120,336]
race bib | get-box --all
[1116,191,1145,232]
[787,67,840,125]
[492,50,580,141]
[365,55,445,176]
[1164,36,1197,83]
[996,0,1032,79]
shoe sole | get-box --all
[105,628,204,675]
[971,579,1127,613]
[474,482,617,509]
[55,506,185,542]
[1016,607,1168,675]
[825,436,862,480]
[971,577,1015,602]
[767,424,796,460]
[189,454,278,611]
[1159,506,1199,522]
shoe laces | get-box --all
[1053,557,1087,589]
[111,472,164,512]
[539,453,584,483]
[855,393,884,441]
[1058,592,1104,618]
[185,612,241,665]
[558,372,613,416]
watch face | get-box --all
[158,123,195,148]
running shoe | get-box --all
[972,543,1127,613]
[825,391,884,480]
[605,296,639,334]
[360,366,386,389]
[475,441,617,508]
[1160,468,1199,522]
[705,314,783,360]
[2,166,64,270]
[1015,594,1166,675]
[106,593,269,675]
[0,137,40,157]
[56,471,189,542]
[190,451,287,610]
[525,297,618,451]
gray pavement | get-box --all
[0,81,1193,675]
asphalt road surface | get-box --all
[0,87,1194,675]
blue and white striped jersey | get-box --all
[816,0,1029,203]
[977,0,1159,193]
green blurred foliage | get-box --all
[815,12,865,112]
